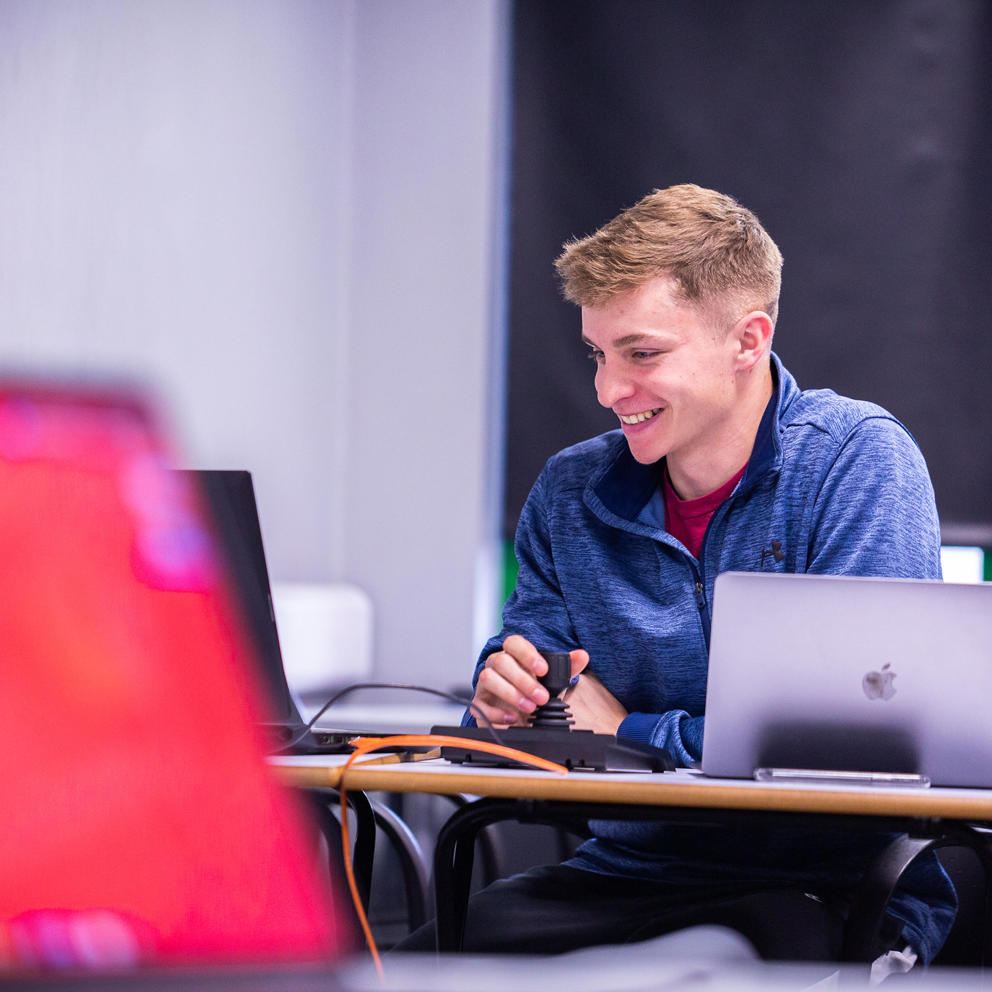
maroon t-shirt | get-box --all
[662,463,747,558]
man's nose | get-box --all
[595,363,634,409]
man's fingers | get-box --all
[501,634,549,678]
[568,649,590,678]
[476,663,540,720]
[468,695,518,729]
[484,651,549,710]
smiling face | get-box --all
[581,277,773,498]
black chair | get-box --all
[370,799,431,931]
[309,789,432,937]
[934,844,990,967]
[842,825,992,965]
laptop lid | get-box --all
[0,378,351,967]
[701,571,992,787]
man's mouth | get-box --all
[618,408,661,425]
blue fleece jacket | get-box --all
[474,354,955,963]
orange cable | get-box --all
[337,733,568,980]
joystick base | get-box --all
[431,725,675,773]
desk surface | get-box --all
[270,756,992,823]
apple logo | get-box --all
[862,662,897,701]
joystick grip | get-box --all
[530,650,574,729]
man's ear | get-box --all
[733,311,774,371]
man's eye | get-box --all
[632,351,661,361]
[586,350,605,364]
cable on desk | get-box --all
[337,733,568,979]
[286,681,509,752]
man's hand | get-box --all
[565,670,628,735]
[471,634,588,729]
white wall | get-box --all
[341,1,509,687]
[0,0,508,689]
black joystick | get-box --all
[530,651,574,729]
[431,646,675,770]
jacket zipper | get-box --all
[691,566,712,651]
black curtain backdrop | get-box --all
[505,0,992,545]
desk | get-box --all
[272,757,992,958]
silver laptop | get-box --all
[701,571,992,787]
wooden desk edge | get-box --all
[274,761,992,822]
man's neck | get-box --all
[666,365,774,500]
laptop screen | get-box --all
[181,470,301,730]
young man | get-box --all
[410,185,955,964]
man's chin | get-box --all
[625,441,665,466]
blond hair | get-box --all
[554,184,783,323]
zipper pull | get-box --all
[694,580,706,610]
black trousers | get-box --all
[396,864,850,961]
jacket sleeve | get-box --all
[462,466,583,726]
[805,416,942,579]
[619,710,704,766]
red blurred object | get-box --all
[0,380,351,971]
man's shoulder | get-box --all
[781,385,908,446]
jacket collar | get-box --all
[587,352,794,526]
